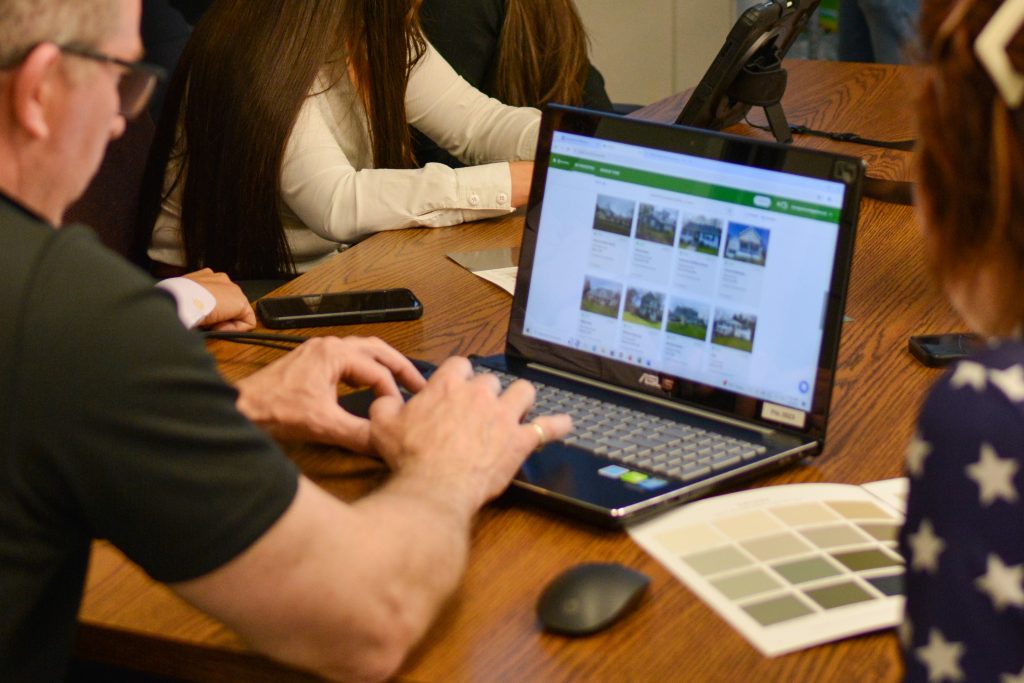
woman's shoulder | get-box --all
[911,340,1024,497]
[922,339,1024,432]
[933,339,1024,394]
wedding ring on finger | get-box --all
[530,421,547,451]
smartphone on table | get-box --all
[908,333,983,367]
[257,288,423,329]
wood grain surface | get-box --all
[76,61,956,682]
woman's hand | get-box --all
[509,161,534,208]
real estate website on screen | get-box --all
[522,131,845,413]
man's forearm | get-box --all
[348,468,476,646]
[171,474,477,683]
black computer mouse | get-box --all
[536,562,650,636]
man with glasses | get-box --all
[55,44,165,119]
[0,2,570,681]
[25,27,255,332]
[59,40,255,332]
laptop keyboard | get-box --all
[479,368,768,483]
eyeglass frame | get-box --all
[55,44,166,119]
[0,42,165,120]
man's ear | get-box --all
[11,43,63,140]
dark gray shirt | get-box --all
[0,195,297,681]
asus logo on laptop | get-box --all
[638,373,660,388]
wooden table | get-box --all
[77,60,958,682]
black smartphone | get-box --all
[257,288,423,329]
[908,333,983,367]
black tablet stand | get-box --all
[727,50,792,144]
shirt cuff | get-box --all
[454,162,515,213]
[155,277,217,329]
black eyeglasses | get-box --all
[58,45,166,119]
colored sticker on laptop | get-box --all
[620,471,649,485]
[598,465,630,479]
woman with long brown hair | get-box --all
[419,0,611,110]
[900,0,1024,679]
[140,0,539,279]
[415,0,611,166]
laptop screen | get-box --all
[521,130,843,412]
[509,107,861,436]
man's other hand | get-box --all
[235,336,426,452]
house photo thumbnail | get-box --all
[580,275,623,319]
[724,222,770,266]
[636,203,679,246]
[623,287,666,330]
[592,194,636,237]
[666,298,710,341]
[711,309,757,352]
[678,215,723,256]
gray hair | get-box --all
[0,0,121,67]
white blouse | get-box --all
[149,43,541,273]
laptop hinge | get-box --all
[525,362,775,436]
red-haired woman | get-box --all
[901,0,1024,679]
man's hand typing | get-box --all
[369,357,573,515]
[235,336,426,452]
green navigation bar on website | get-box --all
[548,153,841,223]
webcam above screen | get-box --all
[675,0,821,143]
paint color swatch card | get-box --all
[628,478,907,656]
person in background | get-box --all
[838,0,921,64]
[165,0,211,24]
[139,0,215,116]
[0,1,571,680]
[416,0,613,166]
[70,0,248,328]
[900,0,1024,680]
[140,0,541,280]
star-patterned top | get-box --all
[901,342,1024,682]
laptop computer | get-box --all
[346,105,863,527]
